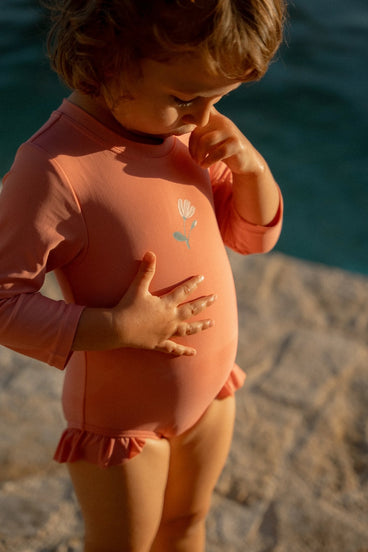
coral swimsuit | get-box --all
[0,100,282,467]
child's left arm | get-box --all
[189,108,280,227]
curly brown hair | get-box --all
[45,0,286,96]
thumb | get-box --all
[133,251,156,292]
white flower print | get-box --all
[174,199,197,249]
[178,199,196,219]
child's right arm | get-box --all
[72,251,216,356]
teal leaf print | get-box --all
[173,232,187,242]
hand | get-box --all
[112,251,216,356]
[189,108,280,227]
[189,108,264,175]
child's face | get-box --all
[103,55,241,140]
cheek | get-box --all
[154,106,181,127]
[110,99,180,132]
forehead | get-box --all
[140,56,241,97]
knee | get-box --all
[161,506,209,537]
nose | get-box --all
[181,100,212,128]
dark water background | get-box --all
[0,0,367,275]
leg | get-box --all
[68,438,170,552]
[150,395,236,552]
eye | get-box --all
[172,96,196,108]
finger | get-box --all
[132,251,156,292]
[166,274,205,304]
[202,138,243,169]
[189,122,212,163]
[190,130,226,166]
[175,319,215,337]
[155,340,197,356]
[178,293,217,319]
[189,108,229,158]
[198,134,242,168]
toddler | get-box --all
[0,1,285,550]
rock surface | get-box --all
[0,252,367,552]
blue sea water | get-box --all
[0,0,367,275]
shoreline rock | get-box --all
[0,252,367,551]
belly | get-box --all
[62,250,238,437]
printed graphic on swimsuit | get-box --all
[174,199,198,249]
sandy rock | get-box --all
[0,472,82,552]
[0,252,367,551]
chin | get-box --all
[153,125,194,140]
[172,126,195,136]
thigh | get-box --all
[161,395,236,522]
[67,438,170,552]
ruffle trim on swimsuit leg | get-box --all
[216,363,246,399]
[53,428,153,468]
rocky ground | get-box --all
[0,251,367,552]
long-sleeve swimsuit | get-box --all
[0,100,283,467]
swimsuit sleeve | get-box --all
[209,161,283,255]
[0,143,86,369]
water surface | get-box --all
[1,0,367,274]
